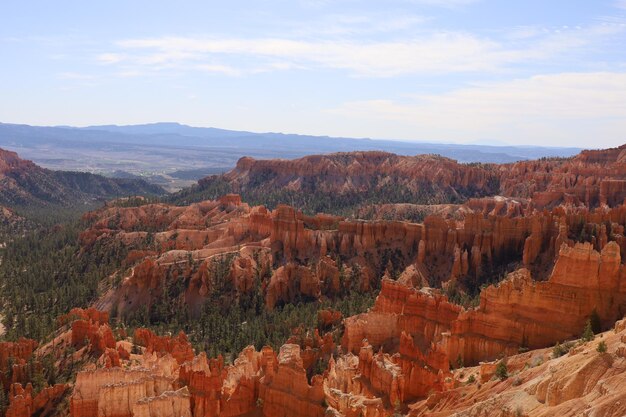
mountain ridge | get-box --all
[0,147,166,223]
[0,123,582,192]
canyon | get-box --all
[3,145,626,416]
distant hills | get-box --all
[0,122,581,191]
[0,148,165,223]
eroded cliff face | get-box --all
[220,152,500,200]
[69,328,332,417]
[71,366,177,417]
[81,179,626,324]
[57,237,626,417]
[340,240,626,406]
[0,338,38,389]
[192,147,626,215]
[499,145,626,209]
[409,317,626,417]
[82,196,543,317]
[5,383,67,417]
[258,344,326,417]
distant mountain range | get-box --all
[0,122,582,191]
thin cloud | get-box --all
[406,0,480,6]
[326,72,626,146]
[58,72,95,80]
[106,34,502,77]
[96,20,625,78]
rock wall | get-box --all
[341,240,626,405]
[5,383,67,417]
[259,344,326,417]
[70,367,175,417]
[134,329,195,365]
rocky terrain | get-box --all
[2,145,626,416]
[173,145,626,215]
[0,148,165,223]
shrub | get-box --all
[597,340,607,353]
[553,341,567,358]
[467,374,476,384]
[530,356,544,367]
[495,359,508,380]
[582,319,595,342]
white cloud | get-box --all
[326,72,626,147]
[58,72,95,80]
[97,53,124,64]
[95,20,625,78]
[406,0,480,6]
[106,34,502,77]
[616,0,626,10]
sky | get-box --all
[1,0,626,148]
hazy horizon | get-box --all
[0,120,587,149]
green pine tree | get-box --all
[582,319,594,342]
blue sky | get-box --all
[1,0,626,147]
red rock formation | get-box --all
[324,354,386,417]
[220,152,499,204]
[70,367,176,417]
[83,185,626,322]
[340,240,626,406]
[445,241,626,364]
[71,320,116,356]
[499,145,626,209]
[266,263,321,309]
[343,279,461,354]
[259,344,326,417]
[357,342,405,405]
[6,383,67,417]
[409,317,626,417]
[132,388,192,417]
[58,308,109,327]
[317,309,342,330]
[178,353,228,416]
[179,346,275,417]
[0,339,38,388]
[133,328,195,365]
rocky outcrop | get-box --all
[259,344,326,417]
[446,241,626,364]
[342,280,461,354]
[178,346,276,417]
[340,240,626,407]
[71,319,116,356]
[266,263,321,309]
[58,308,109,327]
[133,329,195,365]
[85,183,626,324]
[499,145,626,209]
[132,388,192,417]
[5,383,67,417]
[217,152,500,203]
[324,354,386,417]
[0,339,38,388]
[409,315,626,417]
[70,366,176,417]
